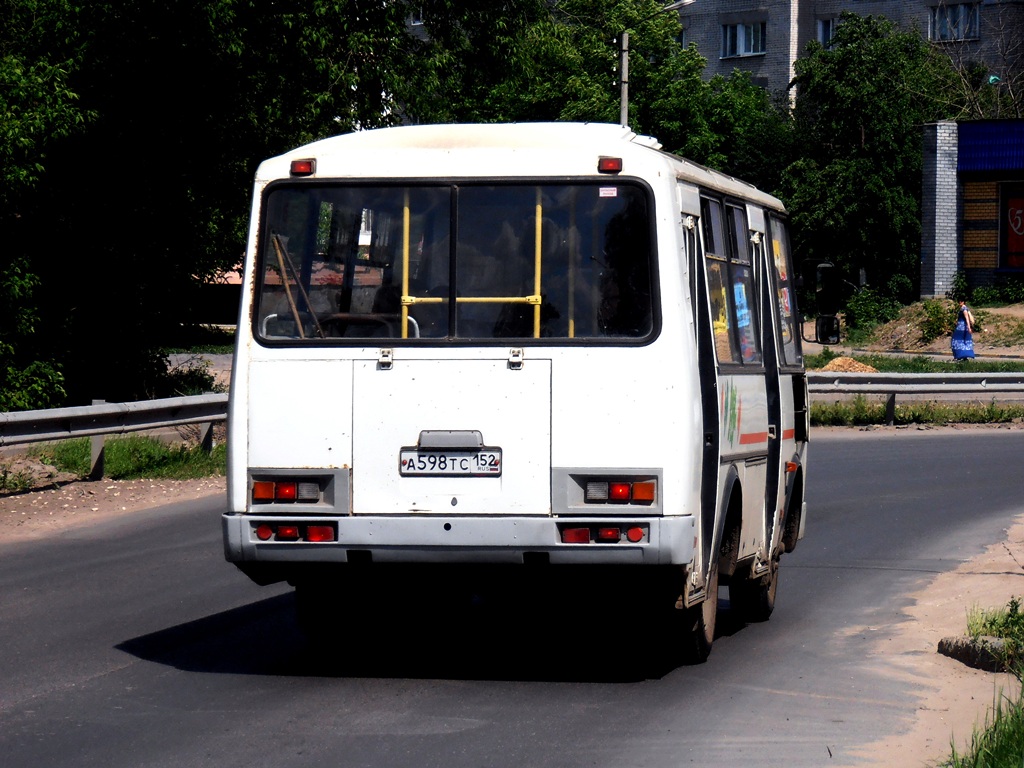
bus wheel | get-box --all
[680,564,719,664]
[730,557,778,623]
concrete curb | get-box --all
[938,635,1011,673]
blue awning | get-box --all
[958,120,1024,173]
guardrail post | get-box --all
[90,399,105,480]
[199,421,214,453]
[885,393,896,426]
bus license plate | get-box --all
[400,449,502,476]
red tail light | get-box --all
[305,525,335,543]
[562,527,591,544]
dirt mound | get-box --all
[820,356,878,373]
[867,301,1024,357]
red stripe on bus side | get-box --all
[739,432,769,445]
[782,428,796,440]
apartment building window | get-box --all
[930,3,979,42]
[817,18,838,46]
[722,22,766,57]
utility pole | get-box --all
[619,0,697,128]
[619,31,630,127]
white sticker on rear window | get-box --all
[599,187,618,198]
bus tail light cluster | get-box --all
[559,524,647,545]
[584,479,656,504]
[254,523,336,543]
[252,479,321,504]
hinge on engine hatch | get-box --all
[508,348,524,370]
[378,348,393,370]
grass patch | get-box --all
[0,463,35,493]
[810,398,1024,427]
[943,689,1024,767]
[967,597,1024,673]
[160,324,235,355]
[942,598,1024,767]
[30,435,226,481]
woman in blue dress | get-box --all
[951,300,975,360]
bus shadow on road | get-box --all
[117,587,747,684]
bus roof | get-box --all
[259,122,784,211]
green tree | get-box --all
[780,12,958,307]
[6,0,418,405]
[0,0,90,409]
[408,0,791,189]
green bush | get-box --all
[843,287,902,330]
[970,285,1002,307]
[995,275,1024,304]
[920,298,956,343]
[947,270,971,302]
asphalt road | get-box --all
[1,428,1021,767]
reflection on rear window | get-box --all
[255,183,655,342]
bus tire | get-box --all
[782,472,803,553]
[730,557,778,623]
[681,563,718,664]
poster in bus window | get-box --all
[733,280,757,363]
[773,238,788,281]
[778,287,793,344]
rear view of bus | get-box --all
[223,123,808,665]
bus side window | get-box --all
[727,205,761,366]
[767,214,802,366]
[701,198,741,364]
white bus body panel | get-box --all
[352,358,551,516]
[222,122,804,592]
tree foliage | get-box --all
[779,13,958,306]
[0,2,998,408]
[4,0,420,406]
[0,0,91,408]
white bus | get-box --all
[223,122,808,664]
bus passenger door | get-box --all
[683,193,720,591]
[749,205,782,558]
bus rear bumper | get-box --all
[222,513,695,569]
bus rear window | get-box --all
[254,182,654,342]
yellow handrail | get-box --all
[397,186,547,337]
[401,190,411,339]
[533,188,542,338]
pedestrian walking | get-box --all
[951,300,975,360]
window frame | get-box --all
[930,3,980,42]
[700,195,763,369]
[252,177,662,347]
[817,17,838,47]
[721,21,767,58]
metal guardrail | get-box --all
[0,394,228,446]
[807,371,1024,394]
[0,394,229,479]
[1,373,1022,467]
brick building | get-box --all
[921,120,1024,298]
